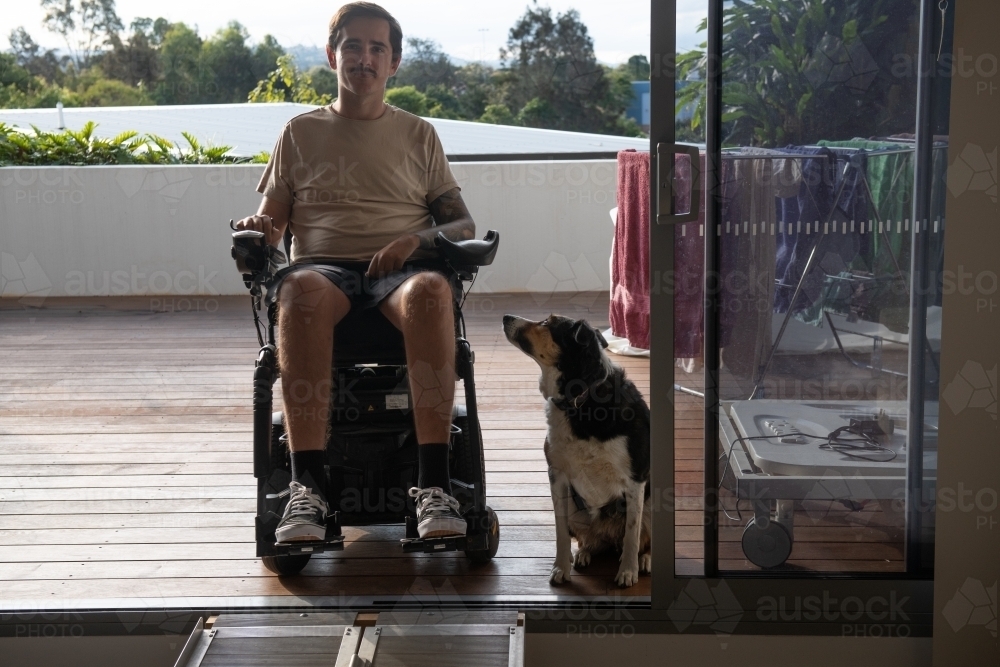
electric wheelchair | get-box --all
[231,223,501,576]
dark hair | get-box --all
[328,2,403,59]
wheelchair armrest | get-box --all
[434,230,499,267]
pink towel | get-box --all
[610,150,651,349]
[610,150,705,357]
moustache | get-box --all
[349,66,378,77]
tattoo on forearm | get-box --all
[414,187,476,249]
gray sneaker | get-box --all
[275,481,329,543]
[409,487,467,538]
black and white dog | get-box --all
[503,314,651,588]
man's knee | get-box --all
[400,272,455,316]
[278,271,343,316]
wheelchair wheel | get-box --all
[261,553,312,576]
[465,506,500,564]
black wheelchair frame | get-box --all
[231,224,500,575]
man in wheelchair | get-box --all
[235,2,478,546]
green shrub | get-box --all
[479,104,515,126]
[0,120,267,166]
[384,85,429,116]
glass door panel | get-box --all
[674,0,948,575]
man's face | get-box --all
[327,16,400,98]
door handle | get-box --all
[655,143,701,224]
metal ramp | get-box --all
[174,611,524,667]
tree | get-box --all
[479,103,515,125]
[9,27,66,84]
[676,0,918,146]
[306,66,338,98]
[498,4,632,134]
[0,52,66,108]
[424,83,462,118]
[199,22,257,103]
[100,18,161,87]
[251,35,285,84]
[40,0,124,69]
[76,77,152,105]
[453,63,501,120]
[391,38,457,91]
[152,22,205,104]
[249,54,332,105]
[384,85,429,116]
[617,54,650,81]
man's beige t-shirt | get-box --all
[256,105,459,263]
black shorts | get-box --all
[265,258,463,312]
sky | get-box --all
[1,0,709,65]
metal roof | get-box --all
[0,102,648,158]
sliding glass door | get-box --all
[651,0,949,624]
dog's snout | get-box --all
[502,314,515,327]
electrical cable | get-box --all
[716,421,897,522]
[251,294,265,348]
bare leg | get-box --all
[277,271,351,453]
[378,272,455,444]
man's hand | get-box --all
[367,234,420,277]
[234,214,283,247]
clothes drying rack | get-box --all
[730,144,948,399]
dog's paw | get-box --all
[573,549,591,569]
[550,563,572,585]
[615,564,640,588]
[639,553,652,574]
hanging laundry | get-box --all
[818,139,913,278]
[672,151,706,366]
[716,151,793,392]
[609,149,707,367]
[774,145,870,326]
[772,146,837,317]
[609,149,651,350]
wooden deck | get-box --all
[0,292,655,608]
[0,290,905,610]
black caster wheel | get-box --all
[465,506,500,564]
[741,517,792,568]
[261,553,312,576]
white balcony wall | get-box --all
[0,161,619,301]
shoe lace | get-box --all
[409,487,460,516]
[282,481,327,522]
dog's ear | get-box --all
[571,320,588,345]
[572,319,607,349]
[594,328,609,349]
[574,320,607,384]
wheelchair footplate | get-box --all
[400,511,490,553]
[400,532,489,553]
[274,516,345,555]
